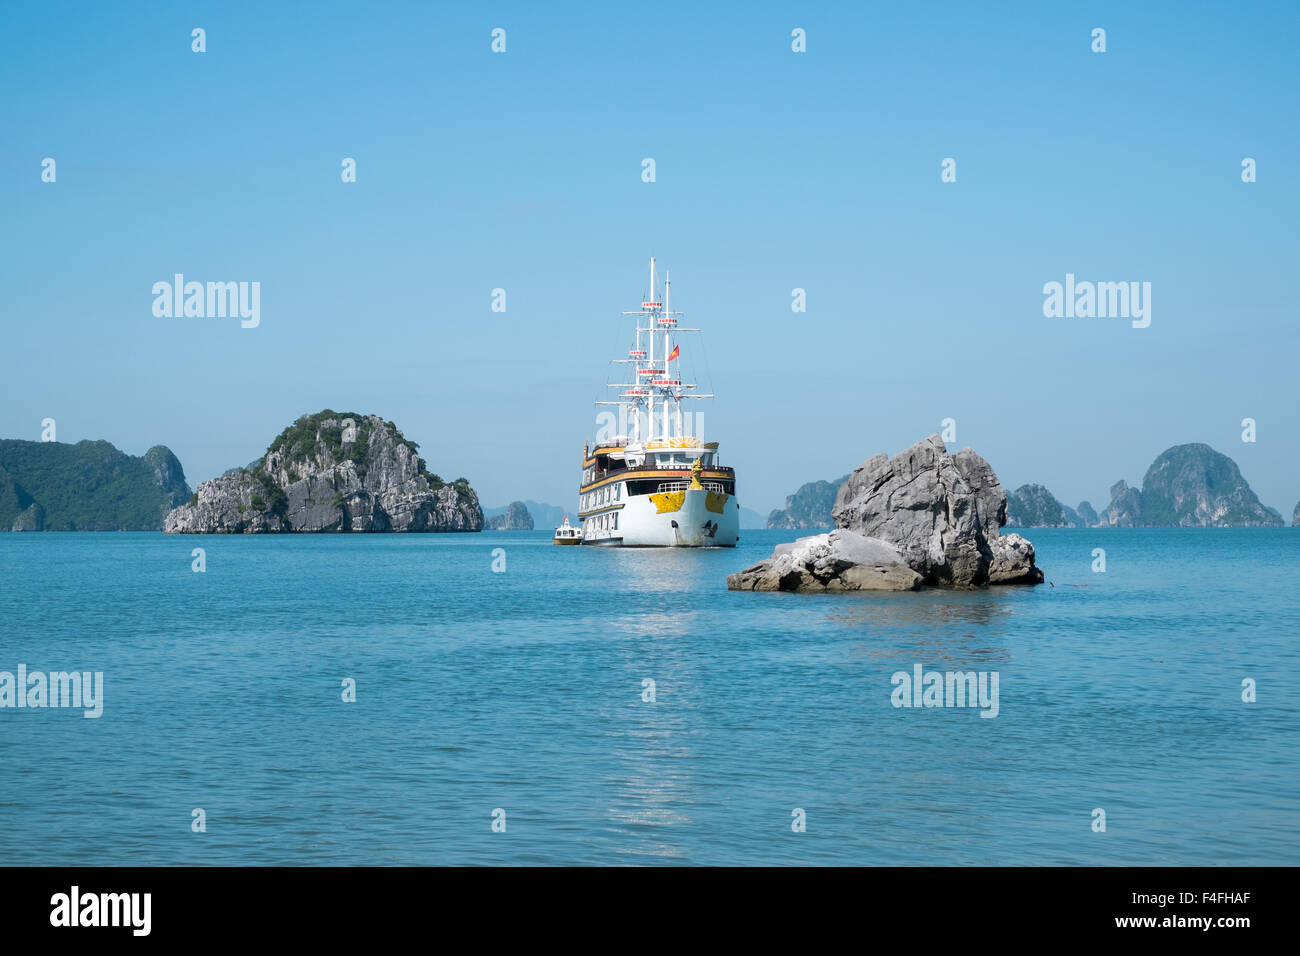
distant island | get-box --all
[483,500,564,530]
[1005,444,1284,528]
[164,410,482,533]
[0,439,190,531]
[766,476,849,529]
[769,442,1291,530]
[484,501,534,530]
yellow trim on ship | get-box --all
[645,438,720,451]
[650,491,685,513]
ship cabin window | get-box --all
[653,452,715,469]
[615,483,621,500]
[612,513,618,530]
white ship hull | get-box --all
[582,487,740,547]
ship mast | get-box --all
[600,257,710,447]
[647,257,655,441]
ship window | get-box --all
[615,484,621,500]
[613,513,618,530]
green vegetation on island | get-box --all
[766,476,849,529]
[0,439,191,531]
[165,410,482,533]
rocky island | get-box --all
[729,434,1042,592]
[164,411,483,533]
[766,476,848,529]
[484,501,534,530]
[1006,483,1075,528]
[1,439,190,531]
[1003,443,1283,528]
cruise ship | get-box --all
[577,259,740,547]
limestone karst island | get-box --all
[163,411,483,533]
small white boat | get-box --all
[553,516,583,545]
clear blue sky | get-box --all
[3,1,1297,516]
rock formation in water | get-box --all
[1006,483,1071,528]
[1100,480,1142,527]
[1134,444,1282,527]
[0,439,190,531]
[766,476,848,529]
[1293,501,1300,527]
[729,529,923,592]
[484,501,534,530]
[729,434,1042,592]
[164,411,483,533]
[1005,445,1281,528]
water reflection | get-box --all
[824,589,1020,669]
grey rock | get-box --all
[988,532,1044,584]
[1076,500,1100,528]
[731,434,1041,592]
[166,471,283,534]
[952,447,1008,536]
[1294,501,1299,527]
[830,434,1011,587]
[727,529,922,592]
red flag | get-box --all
[667,344,680,361]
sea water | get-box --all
[1,528,1296,865]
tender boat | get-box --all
[552,516,583,545]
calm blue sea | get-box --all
[1,528,1297,865]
